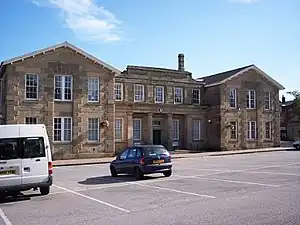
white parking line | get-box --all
[239,171,300,177]
[134,183,216,198]
[0,208,12,225]
[53,185,131,213]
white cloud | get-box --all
[31,0,123,42]
[229,0,260,3]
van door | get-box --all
[0,138,22,188]
[21,137,49,185]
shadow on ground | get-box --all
[78,175,164,185]
[0,192,41,204]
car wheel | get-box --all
[163,170,172,177]
[40,187,50,195]
[134,167,144,180]
[296,145,300,150]
[110,166,118,177]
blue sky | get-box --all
[1,0,299,100]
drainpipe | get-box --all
[0,62,5,124]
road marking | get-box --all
[190,176,281,187]
[53,185,131,213]
[239,171,300,176]
[0,208,12,225]
[134,183,216,198]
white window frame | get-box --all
[154,86,164,103]
[115,118,123,141]
[87,118,100,142]
[25,117,38,124]
[229,88,237,108]
[265,121,272,139]
[192,120,201,140]
[246,90,256,109]
[87,77,100,103]
[174,87,183,104]
[53,117,72,142]
[247,121,257,140]
[25,74,39,100]
[115,83,123,101]
[230,121,237,140]
[133,119,142,141]
[264,91,272,110]
[54,75,73,101]
[172,119,180,141]
[192,89,200,105]
[134,84,145,102]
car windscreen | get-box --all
[144,147,170,157]
[0,137,45,160]
[0,138,20,160]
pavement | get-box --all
[1,150,300,225]
[52,147,294,167]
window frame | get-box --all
[53,117,72,142]
[192,89,200,105]
[87,77,100,103]
[24,74,39,100]
[172,119,180,141]
[174,87,183,104]
[265,121,272,139]
[264,91,272,110]
[229,88,237,108]
[87,118,100,142]
[230,121,237,140]
[134,84,145,102]
[133,118,142,141]
[25,117,38,124]
[54,75,73,101]
[115,118,123,141]
[247,121,257,140]
[154,86,164,103]
[115,83,123,101]
[246,89,256,109]
[192,120,201,141]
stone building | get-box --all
[0,41,285,159]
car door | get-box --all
[126,148,138,174]
[0,137,22,188]
[21,137,49,185]
[114,149,129,174]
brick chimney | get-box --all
[178,53,184,71]
[282,95,286,104]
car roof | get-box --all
[136,145,165,148]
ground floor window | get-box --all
[133,119,141,140]
[247,121,256,140]
[88,118,99,142]
[192,120,201,140]
[230,121,237,140]
[265,121,272,139]
[172,119,179,140]
[115,119,123,140]
[25,117,37,124]
[53,117,72,142]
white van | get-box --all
[0,124,53,196]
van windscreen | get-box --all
[0,137,45,160]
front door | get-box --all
[153,130,162,145]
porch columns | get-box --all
[184,115,192,149]
[147,112,153,144]
[127,112,133,146]
[167,113,173,151]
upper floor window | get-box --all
[54,75,73,101]
[174,87,183,104]
[25,74,38,100]
[192,89,200,104]
[154,86,164,103]
[192,120,201,140]
[115,83,123,101]
[87,77,99,102]
[172,119,180,140]
[134,84,144,102]
[246,90,256,109]
[264,92,272,110]
[229,88,237,108]
[247,121,256,140]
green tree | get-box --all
[287,90,300,115]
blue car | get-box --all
[110,145,172,180]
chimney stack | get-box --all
[178,53,184,71]
[282,95,286,104]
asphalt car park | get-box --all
[1,150,300,225]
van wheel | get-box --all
[40,187,50,195]
[163,170,172,177]
[110,166,118,177]
[134,167,144,180]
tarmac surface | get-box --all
[0,150,300,225]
